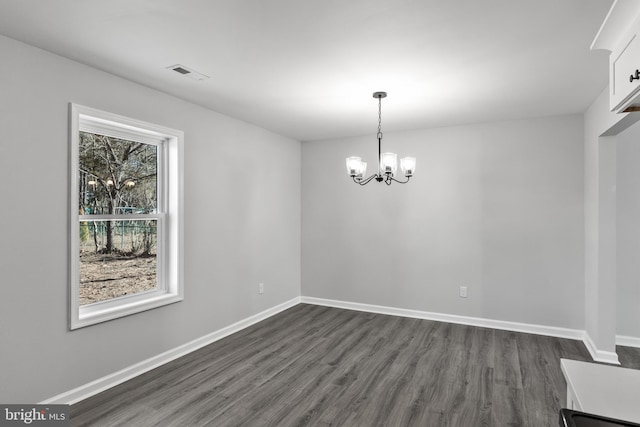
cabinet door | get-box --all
[612,33,640,111]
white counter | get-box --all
[561,358,640,424]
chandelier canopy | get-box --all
[346,92,416,185]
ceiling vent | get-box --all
[167,64,209,81]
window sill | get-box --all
[72,290,183,330]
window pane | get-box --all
[79,132,157,215]
[79,219,158,306]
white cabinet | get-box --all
[592,1,640,113]
[611,29,640,112]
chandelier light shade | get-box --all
[346,92,415,185]
[346,156,367,178]
[380,152,398,175]
[400,156,416,176]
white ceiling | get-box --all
[0,0,613,141]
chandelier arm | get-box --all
[389,175,411,184]
[353,174,379,185]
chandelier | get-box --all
[346,92,416,185]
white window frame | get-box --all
[69,103,183,330]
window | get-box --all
[70,104,183,329]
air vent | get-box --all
[166,64,209,81]
[172,66,191,75]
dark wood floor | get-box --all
[617,345,640,370]
[71,304,640,426]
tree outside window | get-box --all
[78,133,159,305]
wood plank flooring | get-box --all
[617,345,640,370]
[70,304,637,426]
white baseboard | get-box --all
[301,296,585,340]
[301,296,624,364]
[583,332,620,364]
[617,334,640,348]
[41,297,301,405]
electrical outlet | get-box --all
[259,283,264,294]
[459,286,468,298]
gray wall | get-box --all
[617,121,640,338]
[302,115,585,329]
[0,35,301,403]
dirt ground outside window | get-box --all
[79,252,157,305]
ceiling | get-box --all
[0,0,613,141]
